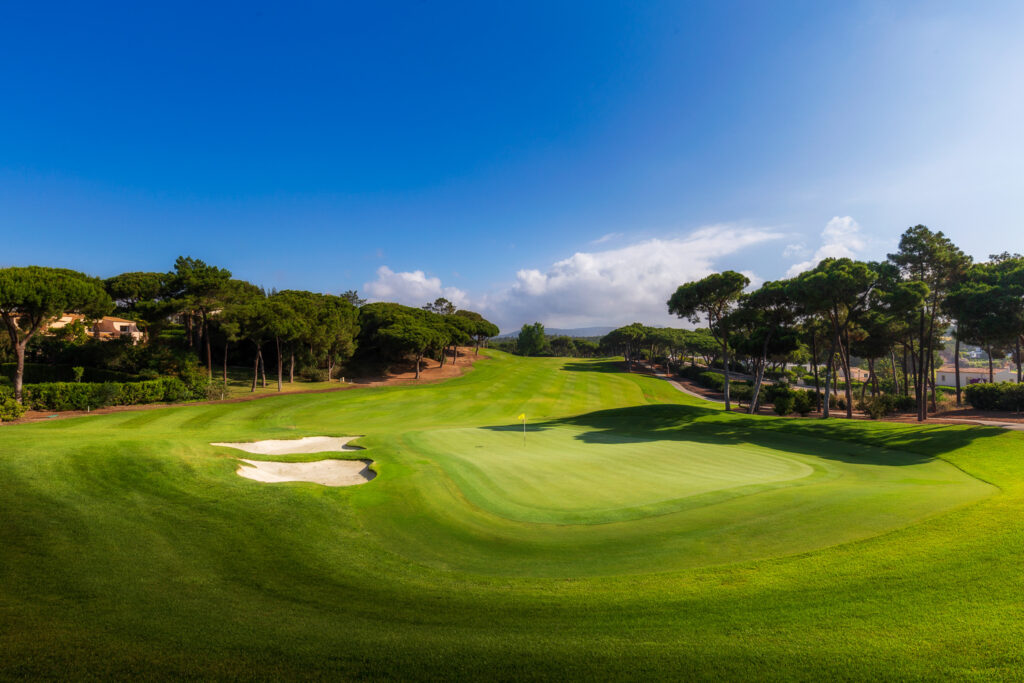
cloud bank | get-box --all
[364,225,782,331]
[785,216,865,277]
[363,266,469,309]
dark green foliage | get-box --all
[0,363,138,384]
[856,395,898,420]
[792,390,815,416]
[20,377,198,411]
[517,322,549,356]
[773,394,795,416]
[965,382,1024,412]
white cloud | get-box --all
[785,216,865,277]
[363,266,469,308]
[591,232,622,245]
[480,225,782,330]
[782,242,808,259]
[364,225,782,332]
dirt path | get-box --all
[5,347,485,426]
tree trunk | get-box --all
[259,349,266,388]
[289,351,294,383]
[916,311,926,421]
[955,335,962,406]
[840,331,854,419]
[452,344,457,366]
[988,347,995,383]
[415,353,422,379]
[902,345,910,397]
[185,314,193,349]
[223,342,229,385]
[722,341,732,412]
[275,336,283,391]
[1011,339,1019,387]
[12,342,26,403]
[822,350,832,419]
[811,334,821,414]
[749,337,771,414]
[251,344,260,392]
[203,312,212,379]
[328,356,333,382]
[928,347,937,413]
[890,347,899,396]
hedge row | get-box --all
[20,378,203,412]
[965,382,1024,412]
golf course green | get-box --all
[2,352,1022,679]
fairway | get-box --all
[2,352,1022,679]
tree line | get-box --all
[657,225,1023,420]
[0,260,498,403]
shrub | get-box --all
[698,371,725,392]
[19,377,206,411]
[162,377,190,402]
[300,367,330,382]
[773,394,794,416]
[763,384,791,404]
[792,390,814,416]
[0,397,25,422]
[965,382,1024,412]
[856,395,896,420]
[828,394,847,411]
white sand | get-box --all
[212,436,375,486]
[236,458,375,486]
[211,436,361,455]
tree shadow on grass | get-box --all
[482,404,1009,465]
[559,360,629,374]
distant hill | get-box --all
[495,326,616,339]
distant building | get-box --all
[936,365,1016,386]
[47,314,144,344]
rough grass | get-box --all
[1,351,1022,679]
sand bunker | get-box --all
[212,436,375,487]
[211,436,361,455]
[236,458,375,486]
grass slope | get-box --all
[1,352,1021,679]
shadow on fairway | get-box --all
[483,404,1007,465]
[559,360,630,373]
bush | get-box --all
[856,395,897,420]
[773,394,794,416]
[828,394,847,411]
[19,377,206,411]
[792,390,814,416]
[300,367,330,382]
[0,396,25,422]
[965,382,1024,412]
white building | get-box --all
[936,365,1017,386]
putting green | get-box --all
[410,425,817,524]
[407,423,986,529]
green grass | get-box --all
[1,351,1023,679]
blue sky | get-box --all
[3,1,1023,330]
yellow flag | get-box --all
[517,413,526,420]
